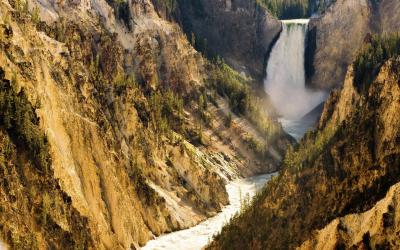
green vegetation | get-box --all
[258,0,310,19]
[243,135,269,160]
[128,158,163,206]
[353,33,400,92]
[197,90,212,127]
[148,89,184,141]
[209,38,400,249]
[31,7,40,25]
[113,72,139,92]
[0,70,50,173]
[9,0,41,28]
[13,0,28,13]
[283,121,337,171]
[313,0,336,14]
[210,58,249,115]
[0,68,93,249]
[209,58,281,140]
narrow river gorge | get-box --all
[1,0,399,248]
[142,174,274,250]
[143,18,325,250]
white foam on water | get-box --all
[142,174,274,250]
[264,19,326,139]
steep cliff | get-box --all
[299,182,400,249]
[169,0,282,81]
[208,46,400,249]
[298,56,400,250]
[306,0,372,89]
[379,0,400,33]
[307,0,400,90]
[0,69,94,250]
[0,0,290,248]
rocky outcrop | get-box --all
[0,69,94,250]
[172,0,282,81]
[208,55,400,249]
[0,5,186,246]
[0,0,290,248]
[307,0,400,90]
[297,56,400,250]
[299,182,400,250]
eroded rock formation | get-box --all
[0,0,290,248]
[208,54,400,250]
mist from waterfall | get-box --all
[264,19,326,121]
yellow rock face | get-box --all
[0,0,289,248]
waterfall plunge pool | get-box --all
[264,19,327,140]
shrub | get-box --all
[152,0,176,18]
[147,89,185,142]
[31,7,40,25]
[117,1,131,30]
[244,135,268,159]
[283,121,338,171]
[113,72,138,93]
[0,69,50,173]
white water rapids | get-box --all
[264,19,326,140]
[142,174,274,250]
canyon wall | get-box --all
[0,0,290,248]
[307,0,372,89]
[307,0,400,90]
[208,54,400,250]
[167,0,282,81]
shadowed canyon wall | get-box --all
[152,0,282,82]
[307,0,400,90]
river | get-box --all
[144,18,325,250]
[142,174,275,250]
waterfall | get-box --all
[264,19,326,139]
